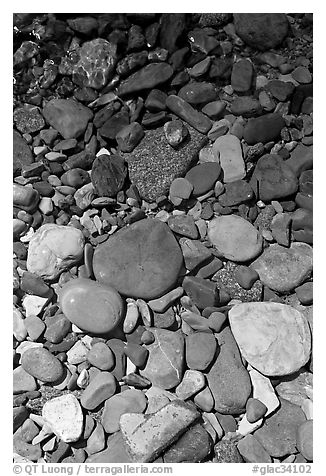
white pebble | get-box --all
[77,368,89,389]
[22,295,49,317]
[123,298,139,334]
[42,394,84,443]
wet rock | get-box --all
[234,14,288,51]
[91,154,127,197]
[118,63,173,96]
[13,130,33,175]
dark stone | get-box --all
[163,423,213,462]
[91,154,127,197]
[168,215,199,239]
[218,180,254,207]
[178,82,217,105]
[118,63,173,96]
[13,130,33,176]
[231,59,254,93]
[160,14,186,53]
[116,122,144,153]
[266,80,295,102]
[250,154,298,201]
[145,89,167,112]
[234,13,288,51]
[185,162,221,196]
[99,109,130,140]
[231,97,262,117]
[243,113,285,145]
[116,51,148,77]
[182,275,219,310]
[20,272,50,297]
[166,95,212,134]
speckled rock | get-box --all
[124,124,207,202]
[229,302,311,376]
[93,219,183,300]
[251,242,313,292]
[212,262,262,302]
[27,224,84,281]
[213,441,243,463]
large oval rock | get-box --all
[140,328,184,389]
[42,99,93,140]
[234,14,288,51]
[206,326,252,414]
[250,154,298,201]
[59,278,124,335]
[91,154,127,197]
[251,242,313,292]
[228,302,311,377]
[21,347,64,383]
[27,224,85,281]
[208,215,263,262]
[93,219,183,300]
[80,371,117,410]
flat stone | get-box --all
[231,59,254,92]
[59,278,123,335]
[250,154,298,201]
[148,287,183,313]
[93,219,183,300]
[166,95,212,134]
[254,398,306,458]
[237,435,272,463]
[175,370,205,400]
[124,124,207,202]
[182,275,219,310]
[86,432,132,463]
[243,113,285,145]
[248,367,280,417]
[13,130,33,175]
[179,238,212,271]
[292,67,312,84]
[185,162,221,196]
[101,389,147,433]
[206,326,252,414]
[42,99,93,140]
[91,154,127,197]
[178,81,217,105]
[251,242,313,292]
[168,215,198,239]
[44,314,71,344]
[271,213,292,247]
[266,80,295,102]
[140,328,184,389]
[185,332,217,370]
[120,400,199,462]
[42,394,83,443]
[27,224,84,281]
[234,13,288,51]
[118,63,173,96]
[208,215,263,262]
[21,347,63,383]
[218,180,254,207]
[80,371,116,410]
[229,302,311,376]
[231,97,262,117]
[163,423,213,462]
[212,134,245,183]
[13,366,37,394]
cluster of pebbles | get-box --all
[13,13,313,464]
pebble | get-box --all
[237,434,272,463]
[118,62,173,96]
[250,154,298,201]
[166,95,212,134]
[42,394,83,443]
[42,99,93,140]
[59,278,124,335]
[140,328,184,389]
[185,162,221,196]
[194,386,215,412]
[182,275,219,310]
[248,367,280,417]
[21,347,63,383]
[185,332,217,370]
[169,178,193,205]
[243,113,285,145]
[148,287,183,313]
[234,13,288,51]
[80,371,116,410]
[201,101,226,119]
[234,266,259,289]
[13,184,39,212]
[120,400,199,462]
[246,398,268,423]
[229,302,311,376]
[13,366,37,394]
[212,134,245,183]
[295,282,313,305]
[44,313,71,343]
[123,299,139,334]
[163,422,213,462]
[206,326,252,414]
[87,342,115,371]
[178,81,217,105]
[101,389,147,433]
[22,294,48,317]
[164,120,188,147]
[251,242,313,292]
[208,215,263,262]
[275,369,313,407]
[26,224,84,280]
[175,369,205,400]
[91,154,127,197]
[93,219,183,300]
[231,59,253,92]
[292,66,312,84]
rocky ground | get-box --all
[13,13,313,464]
